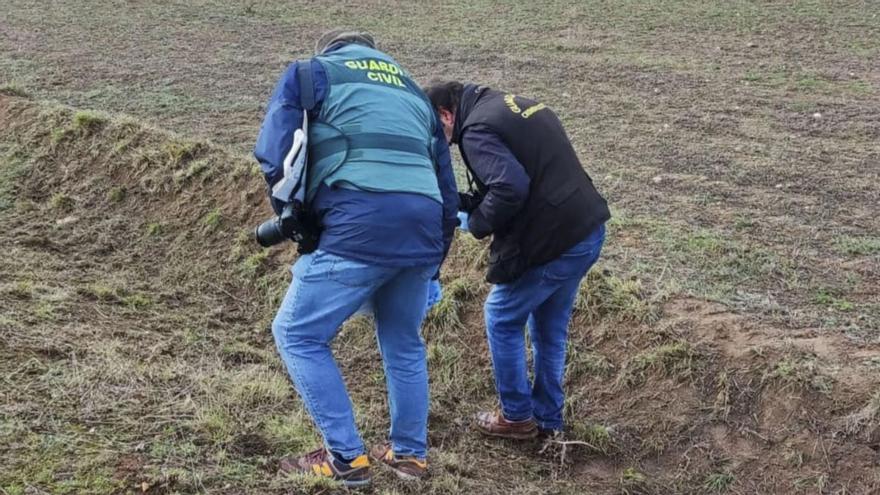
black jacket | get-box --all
[454,85,611,283]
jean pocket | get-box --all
[327,254,385,287]
[542,244,601,281]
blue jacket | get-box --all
[254,44,459,268]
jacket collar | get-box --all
[452,83,487,144]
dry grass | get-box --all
[2,1,880,493]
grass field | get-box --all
[2,1,879,494]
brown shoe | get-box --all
[474,410,539,439]
[370,442,428,480]
[278,447,371,488]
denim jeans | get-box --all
[272,250,437,459]
[484,224,605,430]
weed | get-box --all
[173,158,211,186]
[162,139,201,167]
[106,186,126,202]
[34,301,56,320]
[9,280,34,299]
[843,390,880,437]
[241,250,269,277]
[146,222,163,236]
[262,413,315,451]
[194,406,236,445]
[50,127,71,144]
[574,270,655,323]
[426,277,474,331]
[704,472,734,492]
[280,472,342,492]
[226,370,290,408]
[814,288,854,311]
[622,341,699,386]
[567,349,614,379]
[621,467,648,491]
[122,293,153,309]
[49,193,73,210]
[72,110,107,132]
[766,352,833,394]
[834,236,880,256]
[0,82,28,97]
[0,146,30,211]
[202,208,222,230]
[570,422,614,453]
[83,282,118,301]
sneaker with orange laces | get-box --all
[278,447,371,488]
[370,442,428,480]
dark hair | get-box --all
[314,29,376,55]
[424,80,464,113]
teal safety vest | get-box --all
[306,44,441,203]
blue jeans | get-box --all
[272,250,437,459]
[485,224,605,430]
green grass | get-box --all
[241,250,269,277]
[202,208,223,229]
[704,472,735,492]
[622,341,700,386]
[574,269,656,323]
[835,236,880,256]
[0,145,31,211]
[145,222,163,236]
[766,352,833,394]
[49,192,73,210]
[106,186,126,202]
[0,82,28,97]
[814,288,855,311]
[570,422,614,453]
[72,110,107,132]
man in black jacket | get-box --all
[426,81,610,438]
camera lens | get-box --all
[254,217,286,247]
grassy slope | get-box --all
[1,1,880,493]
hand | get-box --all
[458,192,482,213]
[426,280,443,311]
[457,211,470,233]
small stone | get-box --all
[813,112,822,119]
[652,176,663,184]
[56,216,78,226]
[774,184,783,189]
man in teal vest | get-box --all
[254,30,459,486]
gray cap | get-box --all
[314,29,376,55]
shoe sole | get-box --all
[340,478,372,488]
[370,454,426,481]
[388,467,424,482]
[277,469,372,488]
[475,425,539,440]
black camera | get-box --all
[254,201,319,253]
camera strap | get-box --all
[271,60,317,204]
[297,60,317,112]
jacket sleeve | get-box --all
[253,60,327,214]
[459,125,530,239]
[431,115,460,277]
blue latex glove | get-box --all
[457,211,470,232]
[426,280,442,311]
